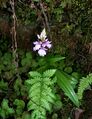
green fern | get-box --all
[25,69,56,119]
[77,73,92,100]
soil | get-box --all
[82,90,92,119]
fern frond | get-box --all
[77,73,92,100]
[25,69,56,119]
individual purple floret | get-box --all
[38,48,47,56]
[42,39,52,48]
[33,28,52,57]
[33,41,42,51]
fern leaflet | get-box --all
[77,73,92,100]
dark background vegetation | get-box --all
[0,0,92,119]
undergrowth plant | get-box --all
[0,99,14,119]
[25,69,56,119]
[77,73,92,100]
[13,99,25,116]
[56,70,80,107]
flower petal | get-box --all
[38,48,46,56]
[47,43,52,48]
[37,28,47,40]
[40,28,47,39]
[33,44,41,51]
[42,39,52,48]
[33,41,39,45]
[37,35,41,39]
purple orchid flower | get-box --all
[33,28,52,56]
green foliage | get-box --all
[56,70,79,107]
[0,99,14,118]
[53,6,63,22]
[19,52,33,73]
[53,94,63,111]
[64,67,73,74]
[77,73,92,100]
[52,113,58,119]
[14,78,22,96]
[14,78,27,96]
[36,55,65,72]
[33,0,39,1]
[13,99,25,116]
[16,1,37,25]
[37,55,65,66]
[25,69,56,119]
[21,112,31,119]
[21,52,32,67]
[0,80,8,90]
[43,69,57,78]
[0,52,15,80]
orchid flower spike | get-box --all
[33,28,52,57]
